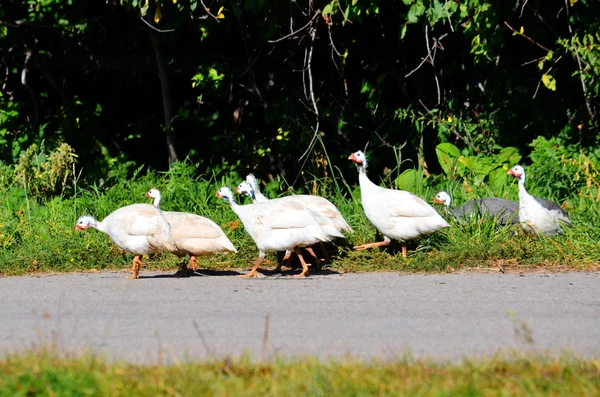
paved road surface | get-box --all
[1,271,599,363]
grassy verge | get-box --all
[1,347,599,396]
[1,158,600,277]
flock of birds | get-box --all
[75,151,572,279]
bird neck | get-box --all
[152,194,162,208]
[91,218,106,233]
[254,189,268,202]
[357,164,375,190]
[517,177,529,200]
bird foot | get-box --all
[353,244,372,251]
[126,274,139,280]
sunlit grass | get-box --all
[0,347,598,396]
[1,159,599,277]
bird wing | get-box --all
[165,212,224,239]
[112,204,178,251]
[251,200,319,229]
[377,189,438,218]
[532,196,570,219]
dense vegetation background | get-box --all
[1,0,600,274]
[1,0,599,178]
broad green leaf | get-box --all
[436,143,460,176]
[541,74,557,91]
[488,167,509,190]
[407,2,425,23]
[497,147,521,165]
[322,3,334,16]
[395,169,418,193]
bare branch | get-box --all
[1,59,9,92]
[21,46,39,129]
[533,54,564,99]
[199,0,222,23]
[268,12,319,43]
[423,26,441,105]
[563,0,596,122]
[504,21,551,53]
[519,0,530,18]
[444,0,454,32]
[298,24,320,163]
[139,16,174,32]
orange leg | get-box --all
[239,254,265,278]
[269,251,291,273]
[187,256,198,271]
[353,239,391,251]
[127,255,143,279]
[293,248,310,278]
[401,243,407,258]
[304,247,321,266]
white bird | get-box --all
[236,179,345,271]
[348,150,450,257]
[216,186,330,277]
[145,188,237,271]
[244,174,353,234]
[432,191,519,225]
[507,165,571,235]
[75,204,178,279]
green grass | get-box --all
[1,159,600,277]
[1,347,599,396]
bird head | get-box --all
[433,191,451,207]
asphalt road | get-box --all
[1,270,599,363]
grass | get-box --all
[0,347,599,396]
[1,154,600,278]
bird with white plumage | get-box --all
[348,150,450,258]
[507,164,571,235]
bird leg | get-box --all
[239,254,265,278]
[304,247,320,265]
[317,242,328,262]
[127,255,143,279]
[187,256,198,271]
[268,250,292,273]
[402,243,407,258]
[353,240,391,251]
[293,248,310,278]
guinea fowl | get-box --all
[236,179,346,271]
[433,191,519,225]
[145,188,237,271]
[348,150,450,258]
[244,174,353,234]
[75,204,177,279]
[508,165,571,235]
[216,186,330,278]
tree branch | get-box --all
[268,12,319,43]
[563,0,596,123]
[504,21,551,53]
[139,16,174,32]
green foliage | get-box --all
[0,348,599,396]
[435,142,520,192]
[13,142,77,201]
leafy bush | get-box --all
[13,142,78,201]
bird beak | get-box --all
[348,153,361,164]
[144,192,151,198]
[507,169,520,178]
[75,225,84,231]
[235,186,242,195]
[433,197,444,204]
[215,191,223,198]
